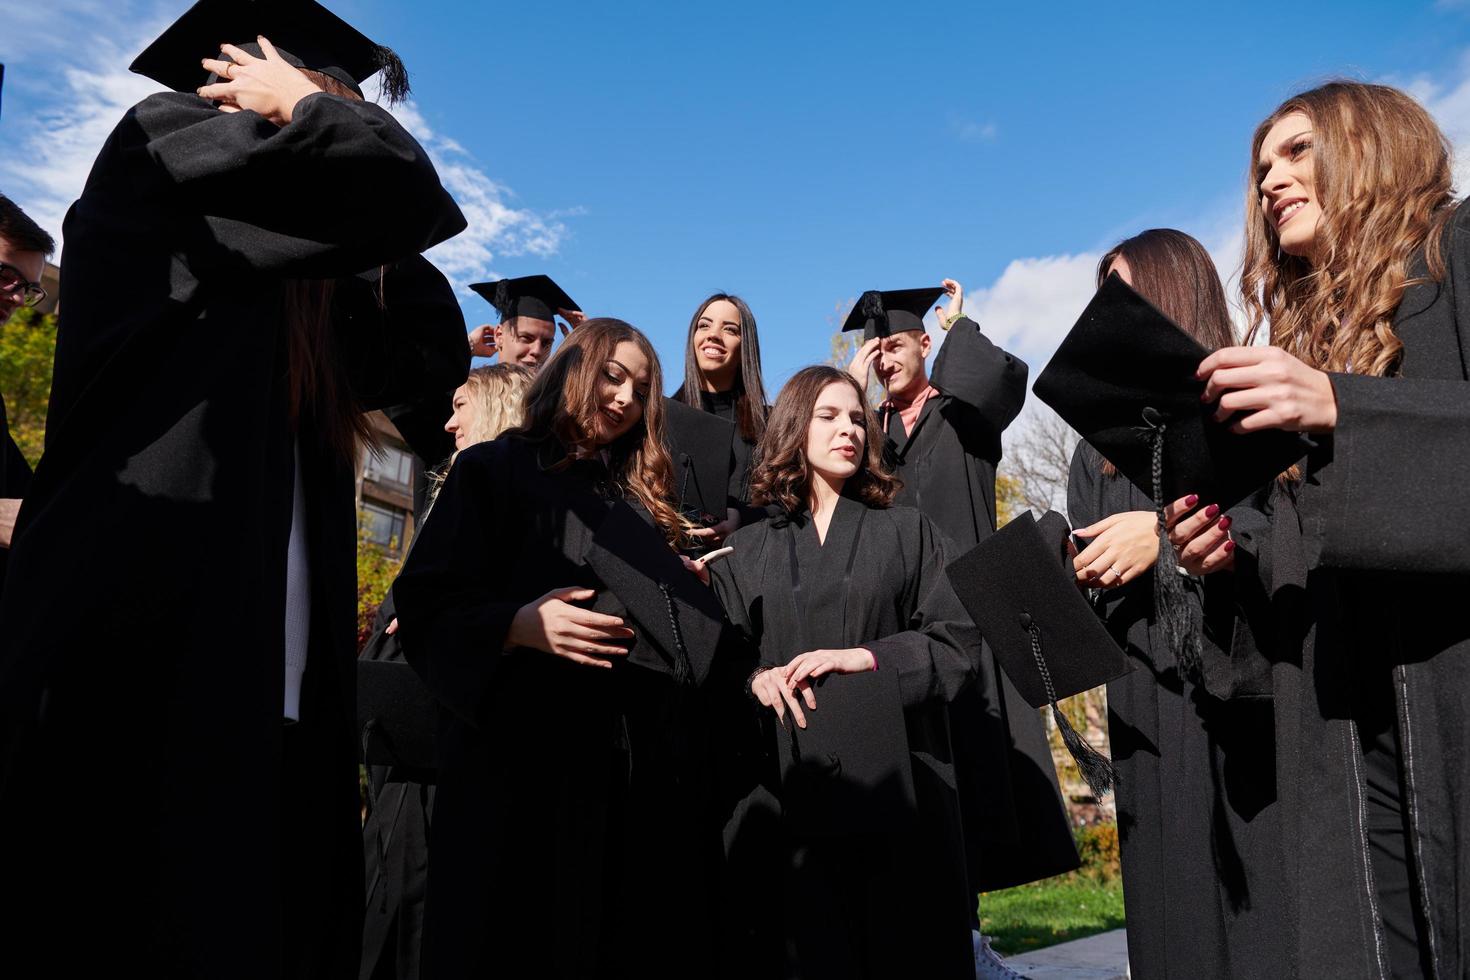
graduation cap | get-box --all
[469,275,580,324]
[357,660,438,776]
[946,510,1130,798]
[775,668,917,838]
[130,0,409,103]
[661,397,735,533]
[1033,275,1311,676]
[841,287,946,341]
[582,500,727,686]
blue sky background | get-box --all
[4,0,1470,402]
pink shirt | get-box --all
[885,385,940,436]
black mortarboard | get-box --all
[841,287,946,340]
[130,0,409,102]
[775,668,917,838]
[1033,275,1311,679]
[947,510,1129,798]
[582,500,727,686]
[661,397,735,533]
[469,275,580,324]
[357,660,438,776]
[1033,274,1311,512]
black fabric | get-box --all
[1234,203,1470,980]
[882,315,1080,891]
[947,510,1131,708]
[1068,441,1286,979]
[711,499,978,980]
[393,437,753,978]
[1035,274,1313,512]
[468,274,578,324]
[0,392,33,598]
[131,0,395,95]
[359,659,438,772]
[663,395,737,526]
[0,88,464,978]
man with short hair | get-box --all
[0,194,54,572]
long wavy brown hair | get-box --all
[749,365,900,514]
[1242,81,1457,377]
[508,318,685,545]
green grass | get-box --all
[979,875,1126,956]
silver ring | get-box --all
[1108,566,1122,577]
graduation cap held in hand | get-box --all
[469,275,579,324]
[841,287,947,341]
[1032,274,1311,676]
[947,510,1130,798]
[775,667,917,838]
[131,0,409,102]
[661,397,735,534]
[582,500,727,686]
[357,660,437,776]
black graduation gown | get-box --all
[392,436,752,980]
[882,316,1079,890]
[711,498,979,980]
[696,388,757,505]
[0,91,467,979]
[1237,204,1470,980]
[1067,442,1285,979]
[0,391,33,597]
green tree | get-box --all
[356,526,403,651]
[0,308,58,467]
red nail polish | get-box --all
[1218,516,1232,530]
[1186,494,1199,507]
[1224,540,1236,553]
[1205,504,1220,518]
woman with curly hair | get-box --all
[1195,81,1470,979]
[709,365,981,979]
[393,319,746,977]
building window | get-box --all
[365,444,414,489]
[360,501,408,550]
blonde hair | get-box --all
[1242,81,1457,377]
[457,364,533,445]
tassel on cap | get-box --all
[1021,612,1117,798]
[373,45,409,105]
[1136,407,1201,679]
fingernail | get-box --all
[1186,494,1199,507]
[1218,516,1232,530]
[1224,540,1236,553]
[1205,504,1220,518]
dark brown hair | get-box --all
[0,194,56,256]
[1242,82,1457,377]
[673,292,769,443]
[508,318,685,545]
[749,365,900,513]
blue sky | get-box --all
[4,0,1470,401]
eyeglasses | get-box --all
[0,262,47,308]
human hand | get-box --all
[751,667,809,730]
[0,498,19,548]
[935,278,964,328]
[1168,500,1236,576]
[846,336,881,385]
[506,586,636,668]
[557,308,586,337]
[1072,511,1161,588]
[688,508,740,546]
[1197,345,1338,433]
[468,324,498,358]
[198,37,323,126]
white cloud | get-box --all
[950,117,998,144]
[1401,50,1470,197]
[0,4,570,287]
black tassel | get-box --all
[658,582,695,688]
[858,289,887,333]
[1136,408,1201,679]
[492,280,512,320]
[1021,614,1116,799]
[373,46,411,105]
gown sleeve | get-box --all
[710,526,771,666]
[928,316,1029,439]
[125,91,466,278]
[339,254,470,412]
[392,442,524,727]
[1315,204,1470,574]
[863,515,983,709]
